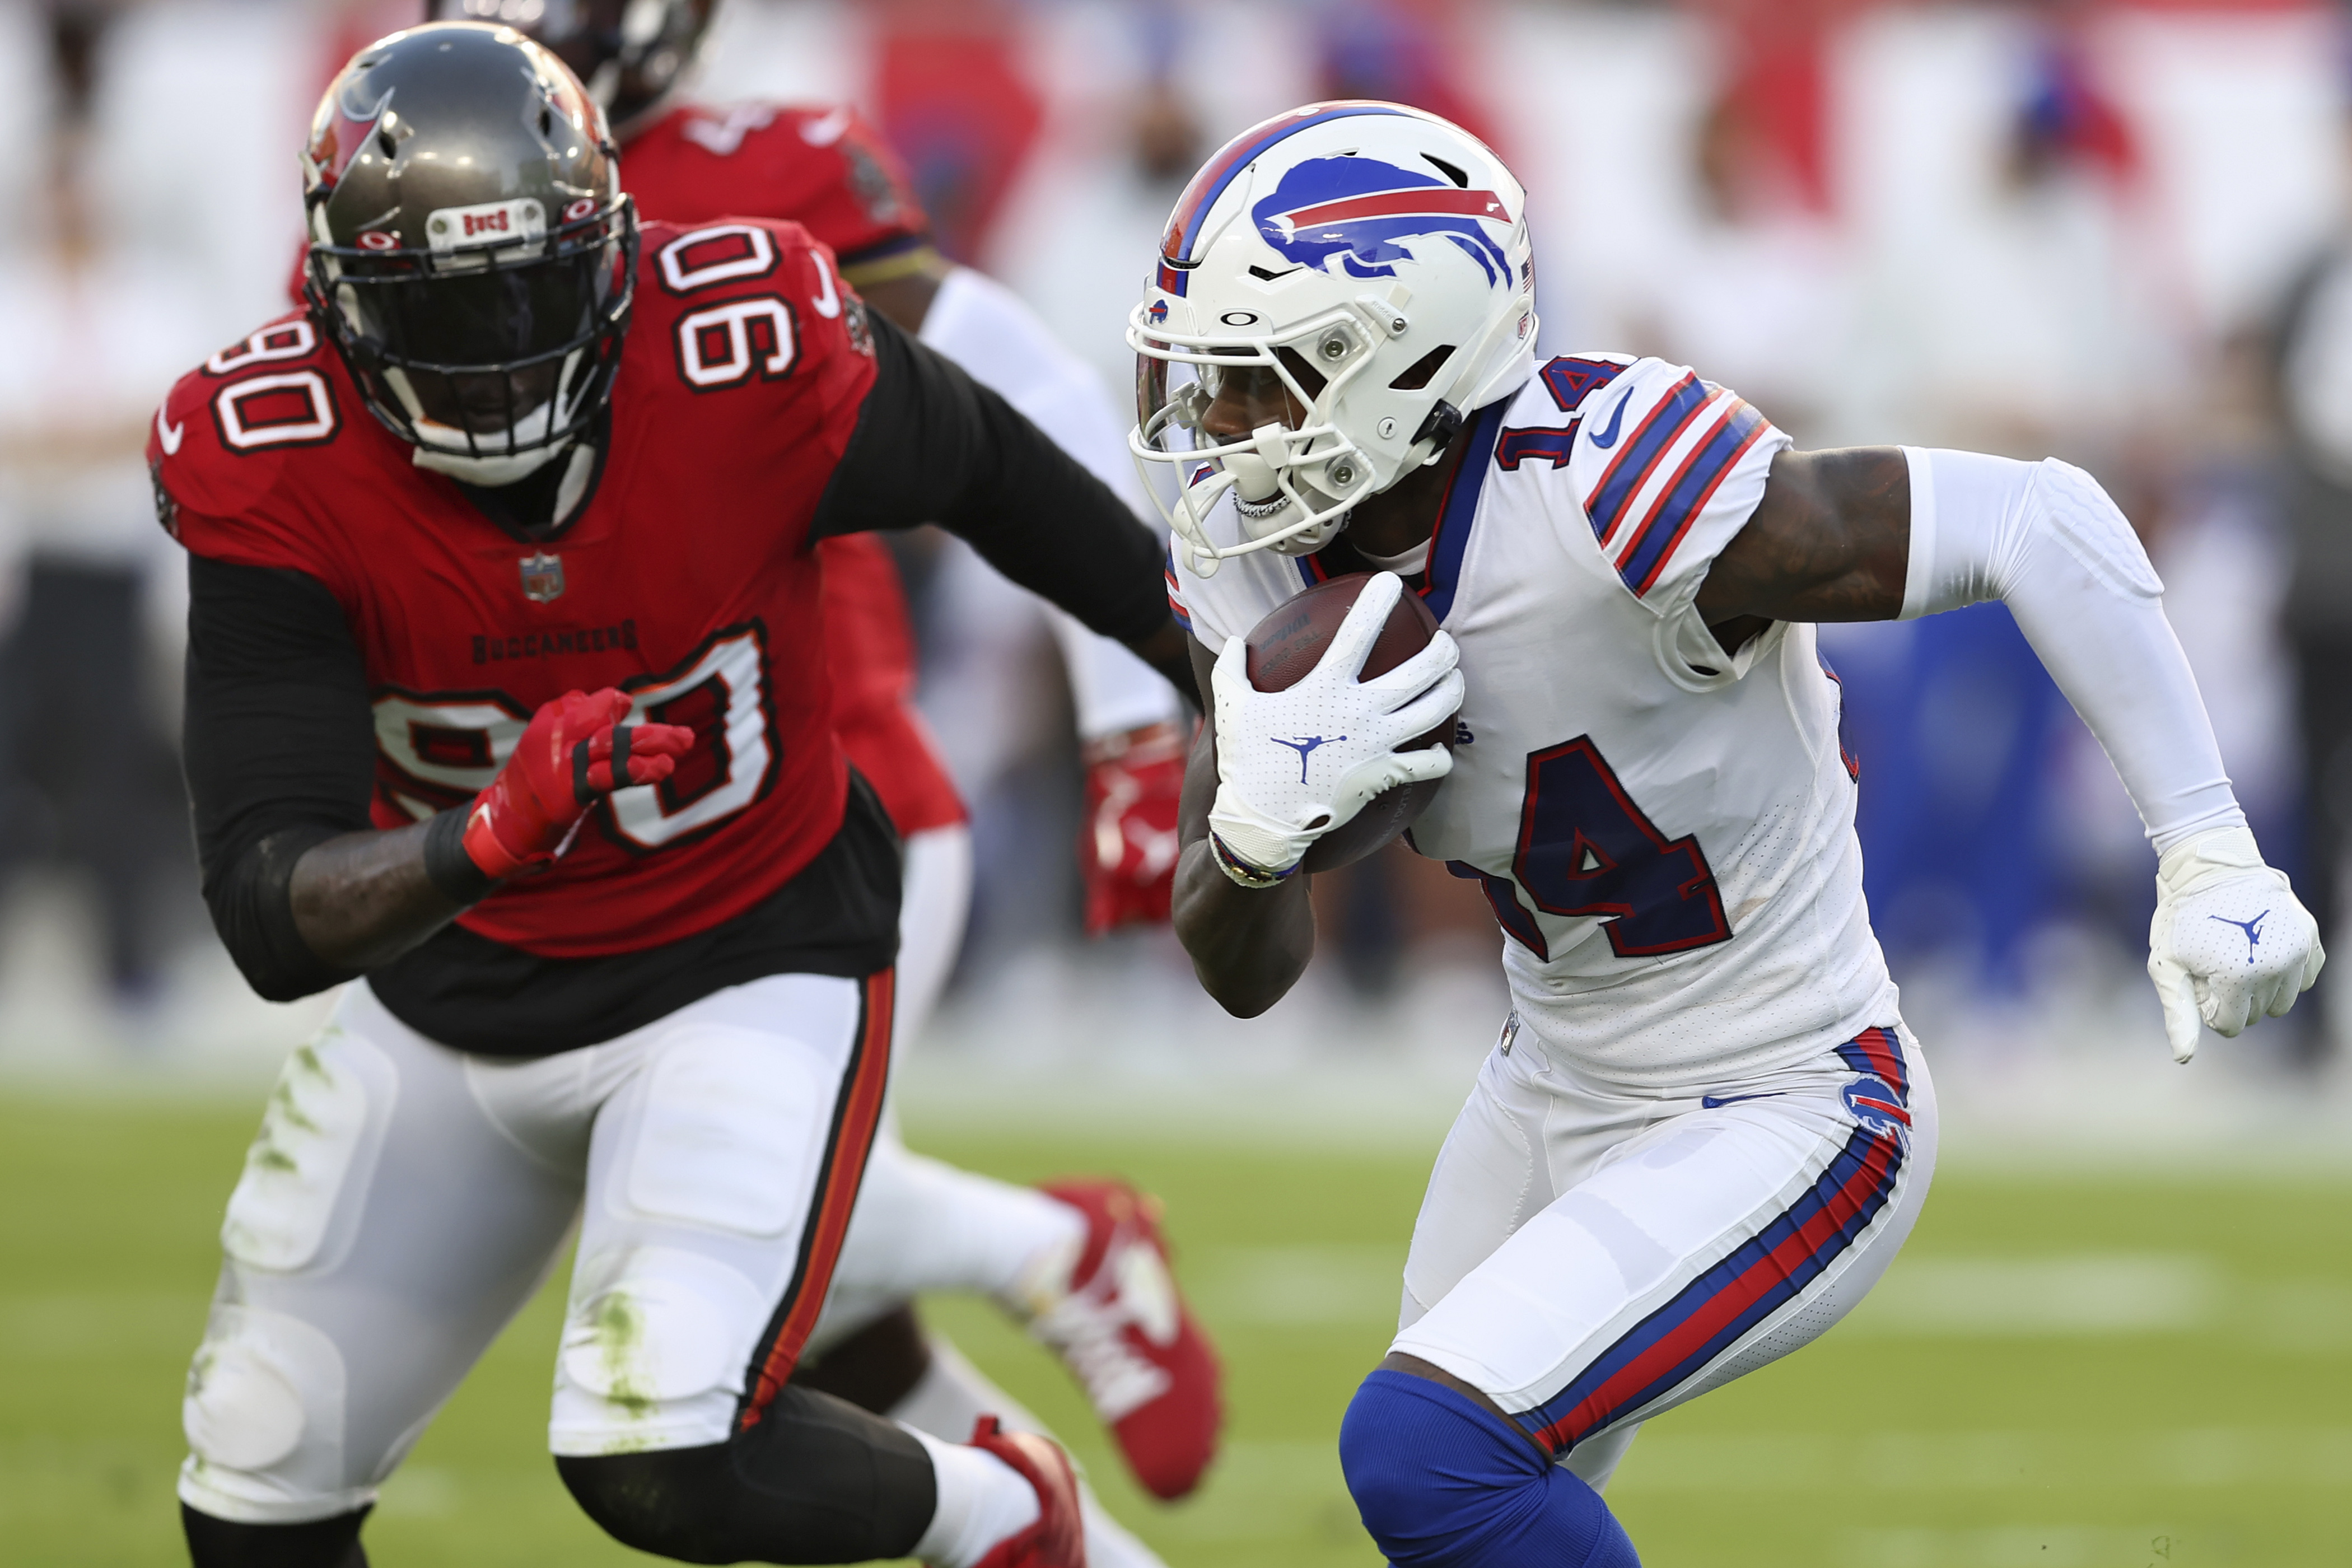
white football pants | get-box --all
[1392,1022,1936,1491]
[178,829,1164,1565]
[807,823,1085,1355]
[180,970,893,1524]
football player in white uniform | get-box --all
[1139,102,2322,1565]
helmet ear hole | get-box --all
[1388,344,1457,392]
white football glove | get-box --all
[1208,572,1464,878]
[2146,825,2324,1063]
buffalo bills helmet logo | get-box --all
[1148,298,1170,326]
[1842,1074,1912,1143]
[1252,156,1512,287]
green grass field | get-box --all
[2,1086,2346,1567]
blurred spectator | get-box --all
[874,0,1043,264]
[1617,80,1854,442]
[1308,0,1499,151]
[2264,120,2352,1060]
[0,2,212,1017]
[1824,14,2177,1006]
[1129,3,1200,188]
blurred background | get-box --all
[7,0,2352,1108]
[4,3,2352,1564]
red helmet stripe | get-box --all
[1275,186,1509,231]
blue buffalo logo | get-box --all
[1252,157,1512,287]
[1148,297,1170,326]
[1842,1074,1912,1143]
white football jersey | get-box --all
[1169,354,1900,1090]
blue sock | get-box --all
[1339,1368,1640,1568]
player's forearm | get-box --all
[288,816,479,971]
[1171,839,1316,1016]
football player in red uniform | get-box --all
[164,25,1183,1568]
[422,1,1218,1544]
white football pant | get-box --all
[1393,1023,1936,1490]
[180,970,892,1524]
[815,823,1166,1568]
[810,823,1086,1350]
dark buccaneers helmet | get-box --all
[423,0,715,129]
[301,23,637,478]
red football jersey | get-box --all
[155,218,879,958]
[625,102,931,276]
[623,100,968,837]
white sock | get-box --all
[893,1337,1172,1568]
[907,1426,1040,1568]
[836,1141,1088,1304]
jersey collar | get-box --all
[1296,398,1505,624]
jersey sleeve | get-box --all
[787,106,932,276]
[182,554,374,1002]
[146,321,368,612]
[1550,354,1790,619]
[809,311,1172,653]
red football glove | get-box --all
[461,689,694,880]
[1080,719,1190,934]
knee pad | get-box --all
[183,1502,368,1568]
[1340,1370,1639,1568]
[553,1246,776,1454]
[180,1304,371,1525]
[559,1385,935,1565]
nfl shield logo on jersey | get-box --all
[519,551,565,603]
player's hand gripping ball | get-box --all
[461,688,696,880]
[1081,718,1191,932]
[1208,571,1462,882]
[2147,825,2324,1062]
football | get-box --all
[1242,573,1457,873]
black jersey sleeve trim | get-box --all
[810,311,1173,652]
[183,555,374,1000]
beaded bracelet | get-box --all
[1210,832,1297,890]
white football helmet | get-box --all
[1130,101,1537,573]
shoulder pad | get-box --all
[642,100,928,265]
[631,217,880,422]
[1491,353,1784,609]
[150,312,349,534]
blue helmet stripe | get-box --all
[1168,102,1411,266]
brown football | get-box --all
[1243,572,1455,874]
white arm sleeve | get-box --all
[919,267,1181,743]
[1900,447,2243,854]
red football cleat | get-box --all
[969,1416,1086,1568]
[1025,1180,1222,1500]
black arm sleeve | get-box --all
[183,556,375,1001]
[811,310,1173,653]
